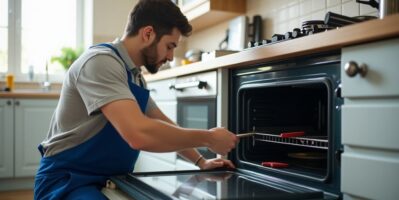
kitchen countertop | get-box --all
[144,14,399,82]
[0,90,60,99]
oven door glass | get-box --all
[177,98,216,159]
[112,170,324,200]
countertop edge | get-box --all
[0,92,60,99]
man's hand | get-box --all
[207,127,238,156]
[197,157,235,170]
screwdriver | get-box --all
[236,132,257,138]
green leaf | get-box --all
[50,47,83,70]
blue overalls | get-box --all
[34,44,149,200]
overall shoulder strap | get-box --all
[92,43,135,84]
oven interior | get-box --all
[237,80,331,181]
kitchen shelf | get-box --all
[253,133,328,150]
[180,0,246,32]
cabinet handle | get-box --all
[14,100,20,106]
[344,61,368,77]
[169,81,207,91]
[6,100,12,106]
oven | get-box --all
[173,71,218,160]
[230,52,342,198]
[110,52,342,199]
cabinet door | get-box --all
[0,99,14,178]
[342,38,399,97]
[14,99,58,177]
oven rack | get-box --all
[253,133,328,149]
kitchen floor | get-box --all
[0,190,33,200]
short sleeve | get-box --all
[76,54,136,115]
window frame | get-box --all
[3,0,90,83]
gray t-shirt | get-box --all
[41,39,157,157]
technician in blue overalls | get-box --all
[34,0,238,199]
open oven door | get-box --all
[111,168,324,200]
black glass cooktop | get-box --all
[111,169,324,200]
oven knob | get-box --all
[262,39,271,45]
[254,41,262,47]
[247,41,255,48]
[292,28,303,38]
[284,32,293,40]
[271,34,285,42]
[344,61,368,77]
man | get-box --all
[34,0,238,199]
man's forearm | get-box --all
[126,117,212,152]
[177,149,202,165]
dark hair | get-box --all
[125,0,192,40]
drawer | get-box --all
[147,78,176,101]
[342,100,399,150]
[341,147,399,200]
[341,38,399,97]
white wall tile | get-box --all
[278,8,289,22]
[327,5,341,14]
[288,18,301,31]
[342,0,360,17]
[276,22,289,34]
[327,0,341,7]
[300,14,313,23]
[360,4,378,15]
[288,4,300,19]
[300,0,313,15]
[312,0,326,11]
[312,9,327,20]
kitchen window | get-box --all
[0,0,87,82]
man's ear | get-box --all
[141,26,156,44]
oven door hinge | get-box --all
[335,146,344,164]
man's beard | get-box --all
[141,40,162,74]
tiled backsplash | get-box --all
[247,0,379,38]
[185,0,379,54]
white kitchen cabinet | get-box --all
[14,99,58,177]
[0,98,58,178]
[341,38,399,200]
[0,99,14,178]
[178,0,246,31]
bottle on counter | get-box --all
[28,65,34,81]
[5,74,15,91]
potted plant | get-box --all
[51,47,83,70]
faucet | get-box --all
[42,62,51,91]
